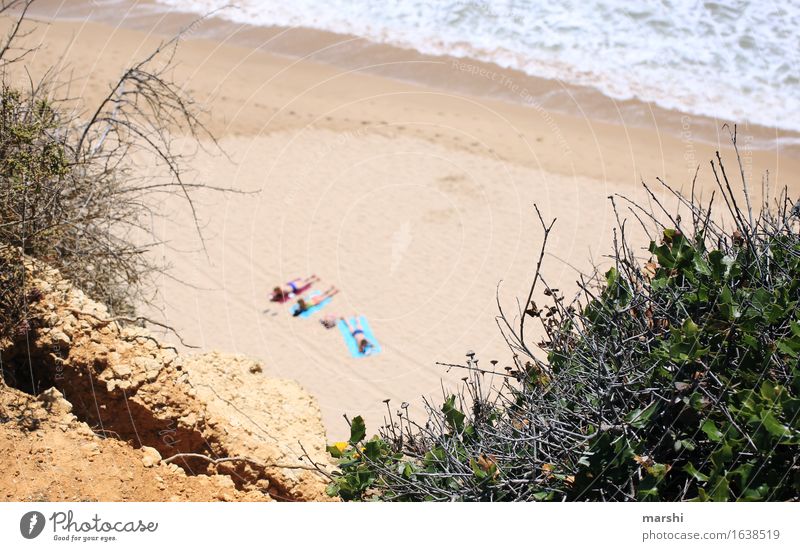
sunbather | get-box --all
[341,316,373,355]
[293,286,339,317]
[271,275,319,302]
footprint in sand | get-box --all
[436,174,481,198]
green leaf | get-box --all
[637,475,660,499]
[442,395,466,433]
[777,338,800,358]
[761,411,791,438]
[730,463,754,489]
[650,276,669,290]
[605,267,619,287]
[469,458,488,480]
[625,402,658,429]
[689,392,708,411]
[709,476,730,501]
[741,484,770,501]
[693,255,712,276]
[719,286,740,320]
[683,462,709,482]
[710,444,733,469]
[748,288,773,312]
[759,381,778,402]
[326,444,344,458]
[349,416,366,444]
[708,250,736,281]
[423,446,446,467]
[363,440,382,460]
[701,419,723,442]
[646,462,669,478]
[650,242,676,269]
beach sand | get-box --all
[8,8,800,440]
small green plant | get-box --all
[325,416,403,500]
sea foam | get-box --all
[153,0,800,132]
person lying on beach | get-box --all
[341,316,373,355]
[293,286,339,317]
[271,275,319,302]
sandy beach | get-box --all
[8,4,800,441]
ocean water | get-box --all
[152,0,799,132]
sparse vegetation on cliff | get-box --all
[0,1,217,333]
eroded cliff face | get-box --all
[0,260,335,502]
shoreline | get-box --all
[17,7,800,192]
[26,0,800,160]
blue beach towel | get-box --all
[290,290,333,318]
[338,316,382,358]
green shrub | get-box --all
[322,146,800,502]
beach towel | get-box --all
[272,282,312,303]
[338,316,382,358]
[290,290,333,318]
